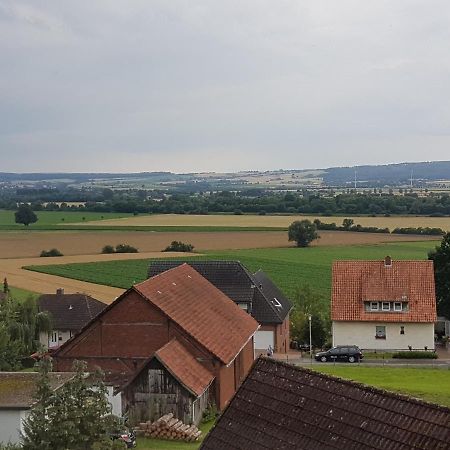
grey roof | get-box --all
[0,372,74,409]
[38,293,107,331]
[148,260,292,324]
[201,357,450,450]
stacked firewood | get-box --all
[135,413,202,442]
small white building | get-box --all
[331,257,437,351]
[38,289,107,349]
[0,372,74,445]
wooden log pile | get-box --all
[135,413,202,442]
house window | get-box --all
[69,331,73,338]
[370,302,379,311]
[382,302,390,311]
[238,303,248,311]
[400,326,405,335]
[375,326,386,339]
[394,302,402,312]
[51,332,58,343]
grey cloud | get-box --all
[1,1,450,172]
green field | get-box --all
[25,241,436,299]
[8,286,39,301]
[0,210,283,232]
[0,210,132,228]
[312,366,450,407]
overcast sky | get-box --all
[1,1,450,173]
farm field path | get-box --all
[0,230,438,258]
[0,252,197,303]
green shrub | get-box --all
[40,248,63,257]
[115,244,138,253]
[202,403,219,423]
[101,245,115,254]
[163,241,194,252]
[392,351,437,359]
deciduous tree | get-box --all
[288,220,319,247]
[428,233,450,318]
[14,204,38,227]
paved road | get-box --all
[276,356,450,368]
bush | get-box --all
[101,245,115,254]
[202,403,219,423]
[163,241,195,252]
[40,248,63,257]
[392,351,438,359]
[114,244,138,253]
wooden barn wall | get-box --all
[123,359,209,426]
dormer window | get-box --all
[370,302,379,311]
[394,302,402,312]
[382,302,390,311]
[272,298,282,308]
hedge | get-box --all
[392,351,438,359]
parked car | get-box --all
[315,345,363,363]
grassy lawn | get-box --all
[25,241,435,299]
[312,366,450,407]
[137,420,214,450]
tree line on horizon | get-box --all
[2,188,450,216]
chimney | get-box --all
[56,288,64,295]
[384,256,392,267]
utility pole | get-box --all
[410,170,413,189]
[309,314,312,360]
[354,170,357,190]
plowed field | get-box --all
[0,230,439,259]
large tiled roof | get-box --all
[38,293,107,330]
[155,339,214,397]
[148,260,291,324]
[332,259,437,322]
[201,357,450,450]
[0,372,74,408]
[135,264,259,365]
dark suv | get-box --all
[315,345,363,363]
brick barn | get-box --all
[53,264,259,424]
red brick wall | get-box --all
[54,290,169,371]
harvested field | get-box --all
[0,230,439,259]
[0,252,195,302]
[78,213,450,230]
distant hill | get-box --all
[1,161,449,187]
[322,161,450,185]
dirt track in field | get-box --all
[0,230,439,259]
[0,252,199,303]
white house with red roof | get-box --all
[331,256,437,351]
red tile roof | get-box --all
[155,339,214,397]
[134,264,259,365]
[332,259,437,322]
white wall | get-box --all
[106,386,122,417]
[332,321,435,350]
[0,409,27,445]
[40,330,73,349]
